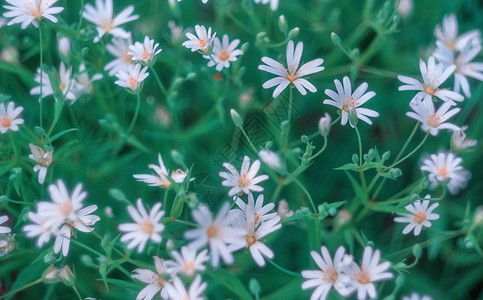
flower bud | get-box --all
[258,150,281,170]
[412,243,422,258]
[301,135,310,144]
[331,32,341,46]
[348,107,358,127]
[288,27,299,39]
[57,36,71,58]
[318,113,331,137]
[278,15,288,33]
[230,109,243,128]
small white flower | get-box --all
[398,56,463,104]
[132,256,171,300]
[277,200,294,219]
[165,274,207,300]
[30,62,78,103]
[254,0,279,11]
[219,156,269,197]
[183,25,215,52]
[402,293,433,300]
[166,246,209,277]
[82,0,139,43]
[3,0,64,29]
[28,143,53,184]
[323,76,379,127]
[258,150,281,170]
[118,199,165,253]
[203,34,243,71]
[406,98,460,136]
[420,151,471,195]
[133,153,192,188]
[74,63,103,98]
[0,101,24,133]
[231,193,278,226]
[0,215,11,234]
[184,203,245,267]
[259,40,324,98]
[451,126,477,152]
[434,14,481,52]
[105,34,134,76]
[301,246,352,300]
[23,211,55,248]
[394,198,439,236]
[114,64,149,92]
[341,246,393,300]
[128,36,162,64]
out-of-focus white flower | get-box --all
[0,215,11,234]
[133,153,192,188]
[406,98,460,136]
[118,199,165,253]
[183,25,215,53]
[219,156,269,197]
[132,256,171,300]
[0,101,24,133]
[259,40,324,98]
[128,36,162,64]
[421,151,471,195]
[394,197,439,236]
[31,62,78,103]
[166,246,209,277]
[168,21,183,43]
[277,200,294,219]
[258,150,281,170]
[340,246,393,300]
[302,246,352,300]
[165,275,207,300]
[0,47,19,64]
[203,34,243,71]
[58,36,71,57]
[105,34,134,76]
[254,0,279,11]
[402,293,433,300]
[177,0,209,3]
[318,113,332,137]
[29,143,53,184]
[397,0,413,18]
[398,56,463,104]
[231,193,278,226]
[114,63,149,92]
[3,0,64,29]
[23,180,100,256]
[323,76,379,127]
[434,14,481,52]
[184,203,245,267]
[74,63,103,98]
[82,0,139,43]
[451,126,477,152]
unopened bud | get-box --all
[288,27,299,39]
[278,15,288,33]
[230,109,243,128]
[318,113,331,137]
[412,243,422,258]
[348,107,358,127]
[331,32,341,46]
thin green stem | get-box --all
[72,285,83,300]
[266,259,300,277]
[126,92,141,134]
[354,126,367,190]
[69,238,103,257]
[293,177,317,214]
[149,65,167,97]
[0,278,43,299]
[270,180,284,204]
[39,25,44,128]
[8,132,18,160]
[389,133,429,168]
[77,0,85,32]
[308,136,328,162]
[240,127,258,153]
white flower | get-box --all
[128,36,162,64]
[434,41,483,98]
[0,215,11,234]
[0,101,24,133]
[254,0,279,11]
[406,98,460,136]
[30,62,77,103]
[231,193,278,226]
[114,64,149,92]
[219,156,269,197]
[323,76,379,127]
[105,34,134,76]
[341,246,393,300]
[165,275,207,300]
[132,256,170,300]
[420,151,471,195]
[82,0,139,43]
[183,25,215,52]
[133,153,191,188]
[184,203,245,267]
[451,126,477,152]
[166,246,209,277]
[301,246,352,300]
[397,0,413,18]
[3,0,64,29]
[258,150,281,170]
[398,56,463,104]
[203,34,243,71]
[434,14,481,52]
[28,143,53,184]
[118,199,165,253]
[259,40,324,98]
[277,200,294,219]
[24,180,99,256]
[402,293,433,300]
[394,198,439,236]
[73,63,103,98]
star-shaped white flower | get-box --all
[183,25,215,52]
[30,62,78,103]
[394,198,440,236]
[28,143,53,184]
[254,0,279,11]
[219,156,269,197]
[133,153,191,189]
[434,13,481,53]
[203,34,244,71]
[165,275,207,300]
[259,40,324,98]
[105,34,134,76]
[0,101,24,134]
[3,0,64,29]
[166,246,209,277]
[114,63,149,92]
[128,36,162,64]
[132,256,171,300]
[406,98,460,136]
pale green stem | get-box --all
[126,92,141,134]
[0,278,43,299]
[266,259,300,277]
[39,25,44,128]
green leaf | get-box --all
[206,268,254,300]
[46,128,78,144]
[103,278,139,290]
[334,163,359,171]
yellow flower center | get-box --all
[129,77,138,87]
[424,86,435,95]
[342,97,359,112]
[59,201,72,216]
[219,51,230,62]
[142,50,150,60]
[140,220,154,234]
[207,225,218,238]
[427,114,440,127]
[237,175,250,189]
[286,73,298,83]
[122,53,133,63]
[413,212,427,224]
[199,39,207,47]
[438,167,447,176]
[1,117,11,127]
[183,261,195,271]
[322,268,338,283]
[356,269,371,284]
[246,235,256,246]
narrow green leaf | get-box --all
[206,268,254,300]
